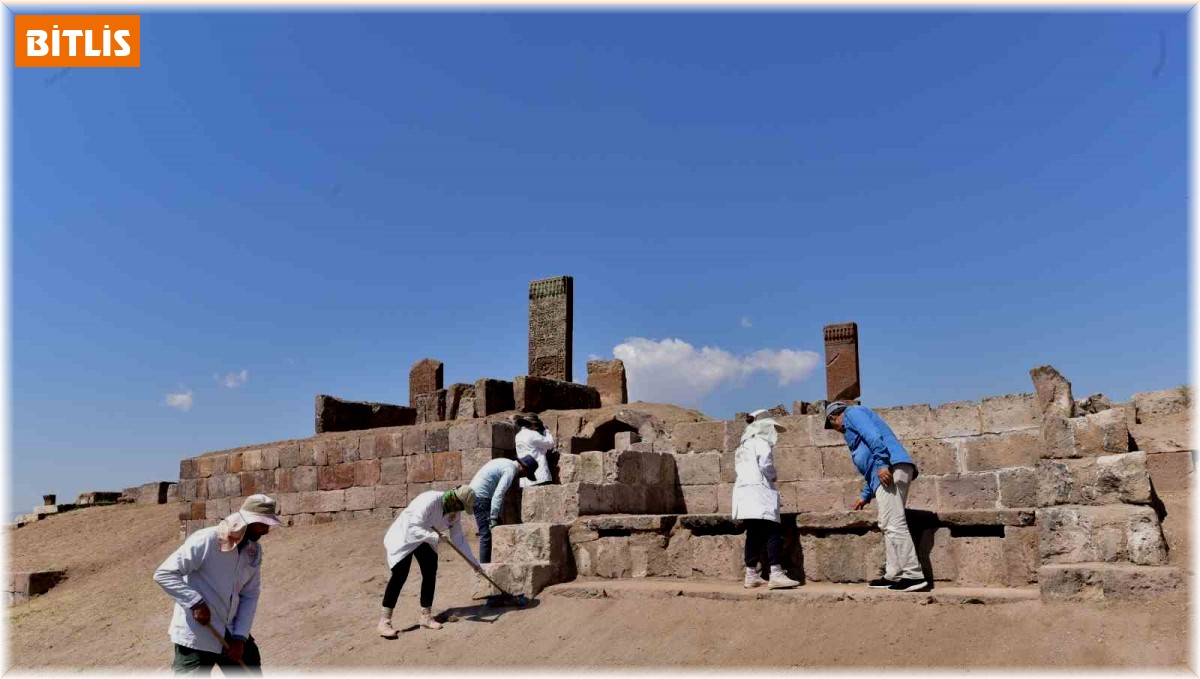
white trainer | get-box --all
[768,565,800,590]
[744,566,767,589]
[419,607,443,630]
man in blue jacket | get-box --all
[826,401,928,592]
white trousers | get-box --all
[875,463,924,580]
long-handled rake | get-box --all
[438,530,530,608]
[202,621,250,670]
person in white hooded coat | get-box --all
[377,485,478,638]
[731,411,800,590]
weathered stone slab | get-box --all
[874,405,935,440]
[1039,563,1183,601]
[521,484,580,524]
[980,393,1038,434]
[433,451,461,482]
[1029,365,1074,420]
[314,394,415,434]
[1132,387,1191,421]
[775,446,822,482]
[528,275,573,382]
[587,359,628,407]
[317,464,354,491]
[1037,452,1152,507]
[937,472,999,510]
[474,378,515,417]
[195,454,228,479]
[671,421,725,453]
[473,562,564,598]
[446,383,475,421]
[959,430,1041,471]
[409,358,444,408]
[800,532,884,582]
[904,438,959,476]
[574,514,676,533]
[996,467,1037,508]
[6,569,68,604]
[790,478,857,513]
[680,485,717,514]
[374,484,407,509]
[1075,393,1113,416]
[1037,504,1168,566]
[297,490,345,514]
[933,401,982,438]
[415,389,448,424]
[514,376,600,413]
[760,417,805,450]
[687,534,746,580]
[673,452,722,485]
[823,322,860,402]
[75,491,122,507]
[1043,409,1131,458]
[795,510,878,531]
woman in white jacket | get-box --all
[732,412,800,590]
[378,485,478,638]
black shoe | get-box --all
[867,578,896,589]
[887,578,929,592]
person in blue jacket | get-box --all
[825,401,928,592]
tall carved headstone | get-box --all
[823,322,861,402]
[528,276,573,382]
[409,358,444,408]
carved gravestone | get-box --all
[409,358,444,408]
[824,322,861,402]
[528,276,573,382]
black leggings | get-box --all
[382,543,438,609]
[743,519,782,568]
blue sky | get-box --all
[10,10,1188,516]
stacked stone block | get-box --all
[472,523,574,598]
[314,395,416,433]
[177,420,519,535]
[1032,370,1182,601]
[5,569,67,604]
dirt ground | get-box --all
[6,503,1191,670]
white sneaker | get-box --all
[768,566,800,590]
[418,607,442,630]
[377,618,398,639]
[744,567,767,589]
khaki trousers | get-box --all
[875,462,924,580]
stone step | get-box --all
[5,569,68,605]
[1039,563,1185,601]
[546,577,1039,606]
[491,522,571,563]
[472,561,566,599]
[520,483,677,523]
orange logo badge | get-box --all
[15,15,140,67]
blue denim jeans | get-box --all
[473,497,493,563]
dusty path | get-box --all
[7,503,1190,670]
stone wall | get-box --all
[176,419,520,535]
[661,394,1045,519]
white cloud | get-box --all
[740,316,753,328]
[611,337,820,406]
[165,388,194,412]
[216,369,249,388]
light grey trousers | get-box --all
[875,462,924,580]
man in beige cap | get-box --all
[379,484,478,638]
[154,494,283,674]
